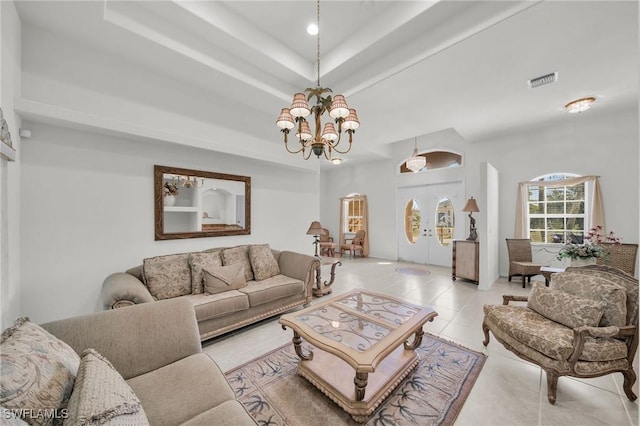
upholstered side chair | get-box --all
[506,238,542,288]
[482,265,638,404]
[341,230,366,258]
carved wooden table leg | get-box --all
[404,327,424,350]
[313,260,342,297]
[354,371,368,401]
[282,326,313,360]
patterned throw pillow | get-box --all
[221,245,254,282]
[527,287,606,329]
[551,273,627,327]
[65,349,149,426]
[249,244,281,281]
[142,253,191,300]
[189,251,223,294]
[1,317,80,426]
[203,264,247,295]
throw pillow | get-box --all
[551,273,627,327]
[221,245,254,281]
[65,349,149,426]
[249,244,280,281]
[527,287,606,329]
[1,317,80,426]
[189,251,223,294]
[203,263,247,295]
[142,253,191,300]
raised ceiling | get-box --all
[13,1,639,170]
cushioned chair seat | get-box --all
[239,275,304,307]
[127,353,236,426]
[483,305,627,362]
[183,292,250,322]
[180,400,257,426]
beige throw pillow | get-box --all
[249,244,281,281]
[65,349,149,426]
[142,253,191,300]
[203,264,247,295]
[189,251,223,294]
[221,245,254,281]
[527,287,606,329]
[1,317,80,426]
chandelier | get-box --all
[275,0,360,161]
[406,137,426,172]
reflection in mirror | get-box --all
[404,198,421,244]
[155,165,250,240]
[435,197,454,247]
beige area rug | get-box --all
[224,334,486,425]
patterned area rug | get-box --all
[224,334,486,425]
[395,267,430,276]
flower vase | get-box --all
[164,195,176,207]
[570,257,596,268]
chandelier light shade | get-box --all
[406,138,426,172]
[565,97,596,113]
[275,0,360,161]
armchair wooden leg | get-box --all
[623,370,638,401]
[482,321,491,346]
[545,369,558,404]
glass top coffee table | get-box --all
[279,288,437,423]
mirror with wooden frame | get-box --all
[154,165,251,240]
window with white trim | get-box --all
[528,173,586,244]
[343,194,365,233]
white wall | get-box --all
[1,0,22,330]
[20,122,319,323]
[320,108,639,279]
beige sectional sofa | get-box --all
[0,297,257,425]
[101,244,320,341]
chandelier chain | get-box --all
[316,0,321,87]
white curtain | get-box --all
[514,175,604,238]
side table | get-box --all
[540,266,565,286]
[313,256,342,297]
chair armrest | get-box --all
[277,251,321,299]
[41,298,202,380]
[568,325,622,364]
[102,272,154,310]
[502,295,529,305]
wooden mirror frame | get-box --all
[154,165,251,240]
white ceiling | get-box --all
[14,1,639,168]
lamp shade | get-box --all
[275,108,295,130]
[329,95,349,119]
[296,121,313,141]
[290,93,311,118]
[462,197,480,212]
[306,221,324,235]
[342,108,360,130]
[321,122,338,141]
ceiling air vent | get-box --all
[528,72,558,89]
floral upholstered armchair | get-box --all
[482,265,638,404]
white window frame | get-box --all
[342,194,364,234]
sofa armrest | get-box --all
[277,251,320,299]
[102,272,154,310]
[41,298,202,380]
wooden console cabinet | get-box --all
[452,240,479,284]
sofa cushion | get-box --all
[527,287,606,329]
[126,353,236,426]
[189,251,223,295]
[143,253,191,300]
[221,245,254,282]
[65,349,149,426]
[483,304,627,362]
[551,273,627,327]
[203,263,247,295]
[1,317,80,426]
[249,244,280,281]
[239,275,305,307]
[183,292,250,322]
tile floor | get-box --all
[203,257,639,426]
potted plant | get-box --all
[163,181,179,206]
[556,226,621,267]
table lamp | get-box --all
[306,221,324,257]
[462,197,479,241]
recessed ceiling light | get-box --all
[331,158,342,165]
[307,23,318,35]
[565,97,596,113]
